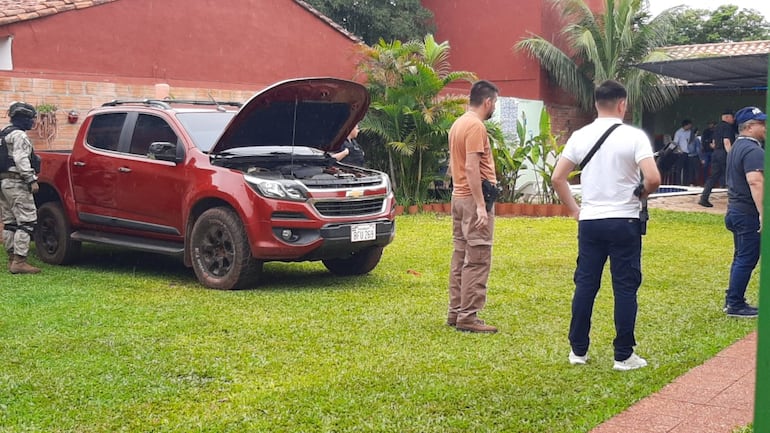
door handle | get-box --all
[118,167,132,173]
[73,161,86,167]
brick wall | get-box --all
[546,103,594,144]
[0,76,257,150]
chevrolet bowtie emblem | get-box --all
[346,190,364,198]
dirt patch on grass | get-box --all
[647,190,727,215]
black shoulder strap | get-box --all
[578,123,622,171]
[0,126,20,142]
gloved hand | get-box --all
[29,181,39,194]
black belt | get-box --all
[0,172,22,180]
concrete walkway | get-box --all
[590,331,757,433]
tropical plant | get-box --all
[517,107,568,204]
[357,35,476,205]
[489,121,530,203]
[514,0,680,124]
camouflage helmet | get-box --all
[8,101,37,119]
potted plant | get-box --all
[34,103,59,145]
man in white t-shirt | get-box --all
[672,119,693,185]
[551,80,661,371]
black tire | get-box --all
[34,202,81,265]
[190,207,262,290]
[322,246,384,276]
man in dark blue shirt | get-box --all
[700,120,716,184]
[331,124,365,167]
[723,106,766,318]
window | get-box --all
[129,114,178,156]
[86,113,127,151]
[0,36,12,71]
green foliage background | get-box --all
[662,5,770,45]
[303,0,434,45]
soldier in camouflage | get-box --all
[1,101,41,274]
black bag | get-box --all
[481,179,501,212]
[0,126,19,172]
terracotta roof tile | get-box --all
[293,0,362,43]
[664,40,770,59]
[0,0,119,26]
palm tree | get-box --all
[514,0,679,123]
[357,35,476,205]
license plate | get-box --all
[351,223,376,242]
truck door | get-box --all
[70,112,127,216]
[112,113,187,237]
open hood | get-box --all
[210,77,370,154]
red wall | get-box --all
[422,0,551,99]
[2,0,362,89]
[422,0,604,107]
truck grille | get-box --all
[314,198,385,217]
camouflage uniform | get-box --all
[0,126,38,258]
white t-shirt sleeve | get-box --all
[633,128,654,163]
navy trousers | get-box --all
[569,218,642,361]
[725,208,760,309]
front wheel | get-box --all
[322,246,384,276]
[190,207,262,290]
[34,202,81,265]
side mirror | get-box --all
[147,141,183,163]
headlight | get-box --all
[384,174,393,194]
[244,174,308,201]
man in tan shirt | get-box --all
[447,80,499,333]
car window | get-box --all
[129,114,178,156]
[176,112,234,152]
[86,113,127,151]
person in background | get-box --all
[722,106,765,318]
[551,80,661,371]
[686,127,701,186]
[700,120,716,184]
[331,124,365,167]
[0,101,41,274]
[672,119,693,185]
[700,110,736,207]
[446,79,499,334]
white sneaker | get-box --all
[568,350,588,365]
[613,353,647,371]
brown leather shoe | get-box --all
[448,316,487,327]
[10,255,41,274]
[456,319,497,333]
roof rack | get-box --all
[101,99,243,109]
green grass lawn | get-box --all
[0,210,757,432]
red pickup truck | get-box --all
[33,78,396,290]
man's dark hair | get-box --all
[469,80,499,106]
[594,80,627,109]
[681,119,692,127]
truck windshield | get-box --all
[176,112,236,152]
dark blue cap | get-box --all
[734,106,767,125]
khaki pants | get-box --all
[0,178,37,257]
[448,196,494,323]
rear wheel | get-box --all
[322,246,384,276]
[190,207,262,290]
[34,202,81,264]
